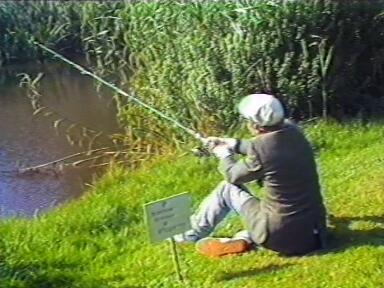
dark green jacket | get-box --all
[219,122,327,255]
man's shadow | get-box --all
[326,214,384,252]
[214,214,383,282]
[216,264,293,282]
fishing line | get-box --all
[34,42,204,141]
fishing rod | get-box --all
[0,42,213,176]
[34,42,205,143]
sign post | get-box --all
[169,237,184,283]
[143,192,192,284]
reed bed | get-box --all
[1,0,384,145]
[0,2,82,64]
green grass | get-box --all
[1,121,384,288]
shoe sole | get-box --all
[196,239,251,258]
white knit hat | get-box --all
[238,94,284,126]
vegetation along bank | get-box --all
[1,1,384,143]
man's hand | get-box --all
[201,137,237,150]
[199,137,237,158]
[211,144,233,159]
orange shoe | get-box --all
[196,237,252,258]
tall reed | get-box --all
[1,0,384,147]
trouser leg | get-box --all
[191,181,259,240]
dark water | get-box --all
[0,61,122,217]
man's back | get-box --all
[244,123,327,255]
[254,123,324,215]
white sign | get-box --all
[143,192,192,243]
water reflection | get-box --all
[0,61,121,217]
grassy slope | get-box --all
[0,122,384,288]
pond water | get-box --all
[0,61,122,217]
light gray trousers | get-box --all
[190,181,259,242]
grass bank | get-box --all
[0,121,383,288]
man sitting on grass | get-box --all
[174,94,327,257]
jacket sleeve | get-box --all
[234,139,252,155]
[219,149,264,185]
